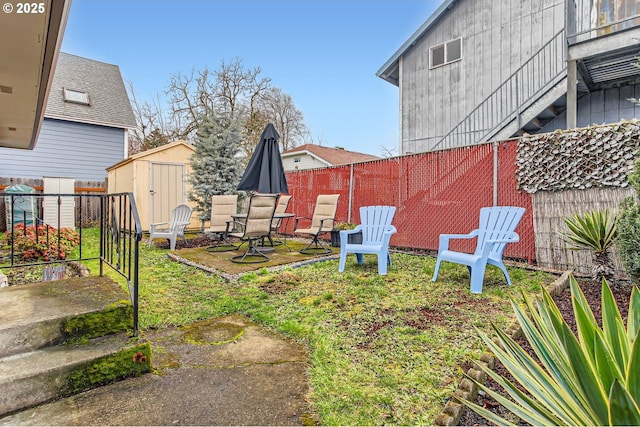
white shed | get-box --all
[106,141,199,231]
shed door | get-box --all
[43,177,76,229]
[149,162,186,225]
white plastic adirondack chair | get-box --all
[431,206,525,294]
[148,204,192,250]
[338,206,397,275]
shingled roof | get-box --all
[282,144,380,166]
[44,52,136,129]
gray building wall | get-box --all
[396,1,640,155]
[539,84,640,132]
[399,0,565,154]
[0,118,125,181]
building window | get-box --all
[294,157,301,163]
[63,88,90,105]
[430,38,462,68]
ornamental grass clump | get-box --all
[559,209,617,281]
[465,275,640,426]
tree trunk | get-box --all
[592,251,615,282]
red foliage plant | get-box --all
[3,223,80,262]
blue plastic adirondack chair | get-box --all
[338,206,397,275]
[431,206,525,294]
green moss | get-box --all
[149,345,181,373]
[64,341,152,395]
[62,300,133,339]
[182,319,245,346]
[299,412,319,426]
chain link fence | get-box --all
[285,139,535,264]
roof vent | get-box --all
[0,86,13,94]
[63,87,90,105]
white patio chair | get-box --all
[148,204,192,250]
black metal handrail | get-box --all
[1,192,142,335]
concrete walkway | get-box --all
[0,314,315,426]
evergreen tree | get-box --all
[188,115,244,220]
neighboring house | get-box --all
[377,0,640,155]
[0,52,136,182]
[281,144,380,171]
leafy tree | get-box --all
[127,81,179,154]
[127,58,308,155]
[258,87,310,152]
[617,157,640,281]
[188,115,244,220]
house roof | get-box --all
[106,140,195,171]
[45,52,137,129]
[282,144,380,166]
[376,0,457,86]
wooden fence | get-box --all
[532,187,633,275]
[0,178,105,232]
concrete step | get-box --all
[0,276,133,358]
[0,332,151,416]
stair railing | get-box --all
[567,0,640,44]
[1,192,142,335]
[431,29,567,151]
[100,193,143,335]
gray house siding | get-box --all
[399,0,565,154]
[0,118,125,181]
[539,85,640,133]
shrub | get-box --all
[333,222,357,231]
[617,157,640,281]
[559,210,617,281]
[465,275,640,426]
[3,224,80,262]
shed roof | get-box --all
[106,140,195,171]
[376,0,457,86]
[282,144,380,166]
[45,52,137,129]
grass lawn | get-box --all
[71,229,556,425]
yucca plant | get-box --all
[560,210,617,281]
[465,275,640,426]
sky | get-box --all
[61,1,444,156]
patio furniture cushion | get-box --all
[205,194,238,252]
[228,193,279,263]
[294,194,339,254]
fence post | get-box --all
[493,141,499,206]
[348,164,354,223]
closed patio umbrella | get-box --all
[237,123,289,194]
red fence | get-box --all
[285,140,535,263]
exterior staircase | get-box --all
[0,276,151,417]
[493,77,570,141]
